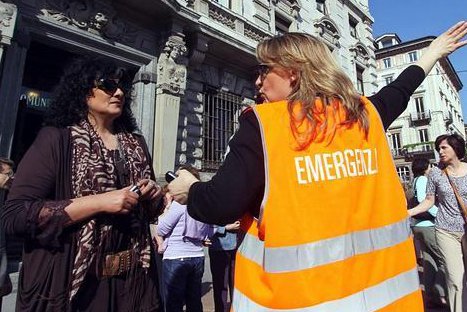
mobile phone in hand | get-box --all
[165,171,177,183]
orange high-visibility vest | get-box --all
[233,97,423,311]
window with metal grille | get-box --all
[202,88,248,171]
[396,166,410,183]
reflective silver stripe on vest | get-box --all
[238,218,410,273]
[232,267,420,312]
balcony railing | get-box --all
[410,110,431,126]
[391,148,405,158]
[403,142,435,160]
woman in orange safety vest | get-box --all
[169,21,467,311]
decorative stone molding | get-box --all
[186,0,195,8]
[244,23,270,42]
[0,1,17,46]
[208,4,235,30]
[350,42,370,66]
[272,0,301,18]
[157,33,188,96]
[39,0,139,45]
[314,17,340,48]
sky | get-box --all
[370,0,467,116]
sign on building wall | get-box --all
[19,87,52,111]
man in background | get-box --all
[0,157,14,308]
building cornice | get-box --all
[165,0,272,55]
[375,36,435,58]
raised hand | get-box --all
[428,21,467,58]
[168,169,199,205]
[417,21,467,74]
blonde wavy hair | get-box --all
[257,32,369,149]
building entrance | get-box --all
[10,41,75,164]
[7,41,75,266]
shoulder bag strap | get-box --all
[413,177,419,198]
[443,168,467,223]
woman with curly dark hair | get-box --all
[2,58,163,311]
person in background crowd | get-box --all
[2,58,163,311]
[409,134,467,312]
[410,158,447,308]
[157,165,212,312]
[209,221,239,312]
[150,185,172,254]
[0,158,14,305]
[169,22,467,311]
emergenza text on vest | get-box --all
[294,148,378,184]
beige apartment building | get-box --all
[375,34,464,182]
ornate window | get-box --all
[350,42,370,66]
[272,0,301,18]
[314,17,340,48]
[202,88,248,171]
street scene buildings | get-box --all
[0,0,376,180]
[375,34,464,183]
[0,1,464,311]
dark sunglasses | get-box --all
[95,78,123,94]
[255,64,271,79]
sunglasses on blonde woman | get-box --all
[255,64,271,80]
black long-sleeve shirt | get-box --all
[188,65,426,225]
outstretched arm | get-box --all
[408,195,435,217]
[416,21,467,75]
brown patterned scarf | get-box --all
[69,119,152,300]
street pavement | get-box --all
[1,251,448,311]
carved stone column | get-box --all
[132,60,158,151]
[153,30,188,177]
[0,1,17,64]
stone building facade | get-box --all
[0,0,377,181]
[375,34,464,183]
